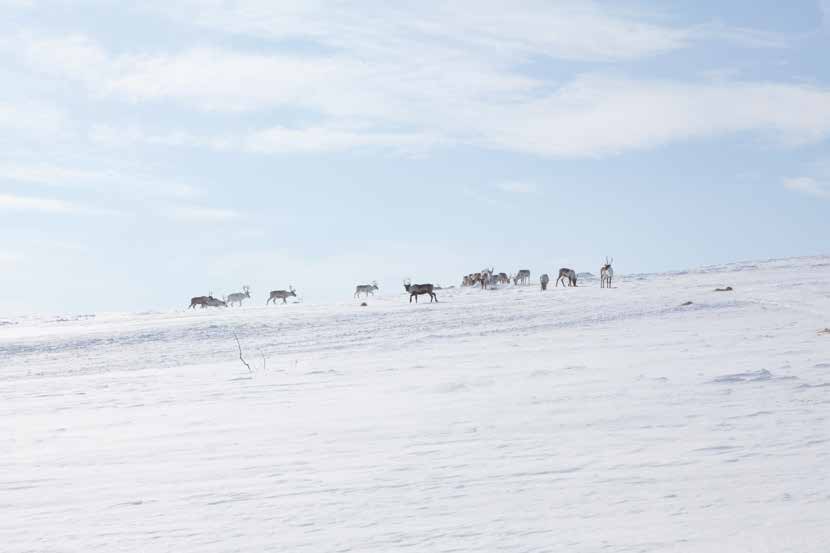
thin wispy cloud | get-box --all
[81,74,830,158]
[155,1,783,62]
[165,205,240,223]
[783,177,830,199]
[0,193,119,215]
[0,163,199,198]
[0,101,67,138]
[3,5,815,160]
[0,250,22,266]
[497,182,537,194]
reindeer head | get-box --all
[289,285,297,297]
[243,285,251,298]
[403,278,412,292]
[371,280,379,291]
[602,257,614,270]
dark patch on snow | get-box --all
[710,369,796,384]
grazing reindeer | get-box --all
[267,286,297,305]
[497,272,511,285]
[226,285,251,307]
[557,268,578,287]
[189,295,227,308]
[540,274,550,290]
[513,269,531,285]
[355,281,379,298]
[404,280,438,303]
[601,258,614,289]
[205,296,228,308]
[189,295,210,309]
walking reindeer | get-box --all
[225,285,251,307]
[355,281,379,298]
[557,268,578,287]
[601,258,614,288]
[267,286,297,305]
[404,280,438,303]
[540,274,550,290]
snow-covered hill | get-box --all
[2,257,829,552]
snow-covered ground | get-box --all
[2,256,829,552]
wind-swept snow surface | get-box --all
[2,257,829,552]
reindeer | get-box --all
[355,281,379,298]
[226,285,251,307]
[601,257,614,288]
[189,296,210,309]
[404,280,438,303]
[189,294,227,308]
[540,274,550,290]
[480,267,494,290]
[267,286,297,305]
[497,272,511,285]
[557,268,578,287]
[205,296,228,308]
[513,269,531,285]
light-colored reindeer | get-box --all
[513,269,531,285]
[355,281,379,298]
[267,286,297,305]
[480,267,494,290]
[226,285,251,307]
[601,257,614,288]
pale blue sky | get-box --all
[1,1,829,313]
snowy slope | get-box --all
[2,257,829,552]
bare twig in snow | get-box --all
[233,332,253,373]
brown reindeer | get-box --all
[189,295,227,308]
[267,286,297,305]
[404,280,438,303]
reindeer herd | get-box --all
[187,258,615,309]
[189,286,297,309]
[462,259,613,292]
